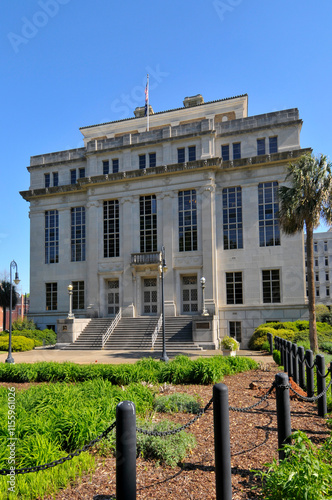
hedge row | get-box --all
[249,320,332,351]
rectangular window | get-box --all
[316,287,320,297]
[46,283,57,310]
[314,242,318,252]
[327,286,330,297]
[223,187,243,249]
[325,256,329,267]
[104,200,120,258]
[257,138,266,156]
[221,144,230,161]
[315,258,319,267]
[233,142,241,160]
[71,207,86,262]
[139,154,146,170]
[44,173,50,188]
[229,321,242,342]
[324,241,328,252]
[326,272,329,281]
[262,269,281,303]
[72,281,85,310]
[103,160,109,175]
[112,158,119,173]
[140,195,157,252]
[316,273,319,282]
[226,272,243,304]
[258,181,280,247]
[70,169,77,185]
[53,172,58,187]
[149,152,156,168]
[79,167,85,179]
[188,146,196,161]
[45,210,59,264]
[269,136,278,154]
[177,148,185,163]
[178,190,197,252]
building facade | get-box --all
[21,93,309,347]
[305,230,332,307]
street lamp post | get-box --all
[67,284,74,319]
[5,261,20,364]
[160,246,169,362]
[200,277,209,316]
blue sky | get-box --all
[1,0,332,294]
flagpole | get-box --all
[146,73,150,132]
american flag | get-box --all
[144,80,149,116]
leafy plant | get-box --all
[136,419,196,467]
[220,336,239,351]
[154,393,201,414]
[255,431,332,499]
[12,317,36,331]
[0,335,35,352]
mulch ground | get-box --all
[35,364,331,499]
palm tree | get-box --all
[0,281,18,332]
[278,153,332,353]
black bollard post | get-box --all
[213,383,232,500]
[330,362,332,400]
[275,372,292,461]
[116,400,136,500]
[316,354,327,417]
[298,346,305,390]
[279,337,284,369]
[305,349,314,398]
[267,332,273,355]
[287,341,293,378]
[283,339,288,373]
[292,344,299,385]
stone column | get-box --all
[199,178,217,315]
[85,199,100,317]
[159,190,176,316]
[121,195,138,317]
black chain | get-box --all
[229,382,276,412]
[304,358,315,370]
[287,377,332,402]
[0,421,116,476]
[316,366,332,379]
[136,397,213,436]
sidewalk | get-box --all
[0,348,274,365]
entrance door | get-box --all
[182,275,198,313]
[107,279,119,316]
[143,278,158,314]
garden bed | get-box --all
[40,363,331,500]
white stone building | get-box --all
[305,230,332,307]
[21,93,309,348]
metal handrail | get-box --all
[151,314,163,350]
[102,308,122,348]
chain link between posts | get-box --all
[229,382,276,412]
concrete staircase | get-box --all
[64,316,203,352]
[62,318,110,350]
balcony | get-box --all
[131,252,162,268]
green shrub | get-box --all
[273,349,282,366]
[0,336,35,352]
[13,328,56,345]
[12,317,36,331]
[261,340,270,352]
[136,419,196,467]
[320,342,332,355]
[255,431,332,499]
[154,393,201,414]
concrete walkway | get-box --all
[0,348,274,365]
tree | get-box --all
[0,281,18,332]
[278,153,332,353]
